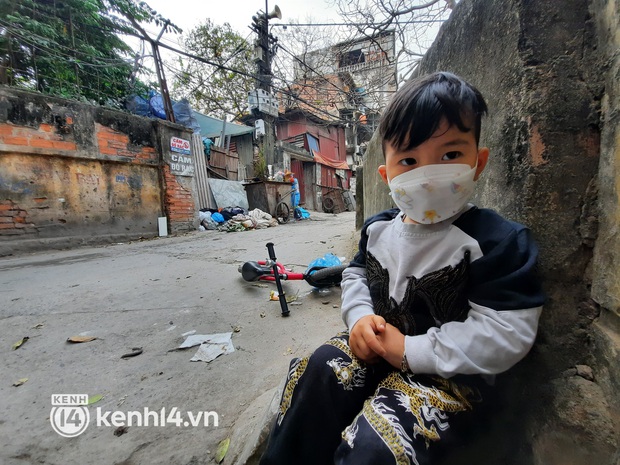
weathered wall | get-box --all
[591,0,620,316]
[361,0,619,463]
[0,87,197,253]
[589,1,620,465]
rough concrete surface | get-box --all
[0,211,357,465]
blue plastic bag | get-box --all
[306,253,342,275]
[211,212,225,223]
[294,206,311,219]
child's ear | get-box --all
[474,148,489,181]
[378,165,389,184]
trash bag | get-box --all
[148,90,167,119]
[212,212,225,223]
[172,98,201,133]
[199,210,218,230]
[294,206,310,219]
[306,253,342,275]
[125,94,152,117]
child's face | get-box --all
[378,118,489,184]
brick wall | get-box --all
[0,199,35,238]
[0,120,77,153]
[95,123,158,162]
[163,164,195,231]
[0,87,197,251]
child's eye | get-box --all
[442,151,462,161]
[399,158,417,166]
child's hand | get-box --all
[349,315,387,363]
[376,323,406,370]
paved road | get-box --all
[0,211,357,465]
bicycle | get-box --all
[239,242,347,316]
[274,188,297,224]
[274,198,291,224]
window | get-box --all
[338,49,365,68]
[306,133,320,153]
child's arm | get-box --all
[403,225,545,377]
[341,255,386,363]
[341,211,395,363]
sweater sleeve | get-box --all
[340,209,399,329]
[405,226,545,377]
[340,225,375,329]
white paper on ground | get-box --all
[178,332,235,362]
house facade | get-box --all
[276,109,350,212]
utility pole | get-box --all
[249,3,281,171]
[126,16,176,123]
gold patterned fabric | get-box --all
[340,371,480,465]
[263,333,484,465]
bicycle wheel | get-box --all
[304,264,348,288]
[275,201,290,224]
[322,197,335,213]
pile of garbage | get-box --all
[199,207,278,232]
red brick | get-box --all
[96,125,117,134]
[0,223,16,229]
[106,139,127,146]
[29,138,55,149]
[0,125,15,136]
[14,216,26,223]
[98,146,118,155]
[4,136,29,146]
[39,123,54,133]
[99,132,128,143]
[51,141,77,150]
[0,217,12,223]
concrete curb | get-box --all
[228,381,285,465]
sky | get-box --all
[131,0,447,117]
[130,0,346,86]
[143,0,339,39]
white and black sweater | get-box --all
[341,206,545,379]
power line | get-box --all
[2,6,382,125]
[271,20,444,27]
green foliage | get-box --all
[253,146,267,179]
[0,0,176,106]
[171,19,254,121]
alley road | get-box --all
[0,211,357,465]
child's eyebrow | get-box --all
[440,139,471,147]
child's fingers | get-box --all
[370,315,386,332]
[363,329,386,357]
[350,337,370,360]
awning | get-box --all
[192,111,254,138]
[311,149,350,170]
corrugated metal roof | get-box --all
[192,111,254,138]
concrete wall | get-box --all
[360,0,619,462]
[0,87,197,254]
[591,0,620,316]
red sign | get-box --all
[170,137,191,154]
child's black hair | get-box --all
[379,72,488,152]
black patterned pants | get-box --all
[259,332,488,465]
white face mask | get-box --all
[388,163,478,224]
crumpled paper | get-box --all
[178,332,235,362]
